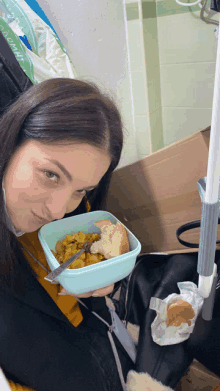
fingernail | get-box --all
[92,294,100,297]
[58,293,66,296]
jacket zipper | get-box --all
[122,252,168,325]
[122,256,145,325]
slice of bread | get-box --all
[112,222,130,255]
[167,299,195,327]
[90,219,130,259]
[94,219,113,229]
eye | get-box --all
[44,170,60,184]
[75,189,96,197]
[76,189,87,196]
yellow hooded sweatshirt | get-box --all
[17,229,84,327]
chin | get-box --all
[23,220,44,232]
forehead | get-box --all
[18,139,109,158]
[15,140,111,179]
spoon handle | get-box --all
[44,241,89,282]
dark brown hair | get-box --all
[0,78,124,291]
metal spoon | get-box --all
[44,241,92,282]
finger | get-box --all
[59,288,95,298]
[74,291,95,298]
[50,278,59,284]
[59,284,115,298]
[92,284,114,297]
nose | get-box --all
[44,191,80,221]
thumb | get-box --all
[59,288,68,295]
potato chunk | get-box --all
[51,231,105,269]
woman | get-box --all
[0,78,135,391]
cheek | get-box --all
[7,172,42,205]
[9,167,34,192]
[16,162,33,179]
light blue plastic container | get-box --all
[38,211,142,295]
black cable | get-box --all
[176,218,220,248]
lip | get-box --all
[32,210,51,225]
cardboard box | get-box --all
[175,360,220,391]
[106,126,220,254]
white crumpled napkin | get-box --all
[149,282,204,346]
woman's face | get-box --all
[3,140,111,233]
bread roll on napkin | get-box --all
[90,219,130,259]
[167,299,195,327]
[150,281,204,345]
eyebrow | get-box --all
[45,158,99,190]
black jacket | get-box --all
[0,30,33,117]
[0,258,122,391]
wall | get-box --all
[26,0,218,165]
[126,0,164,157]
[36,0,139,170]
[125,0,219,157]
